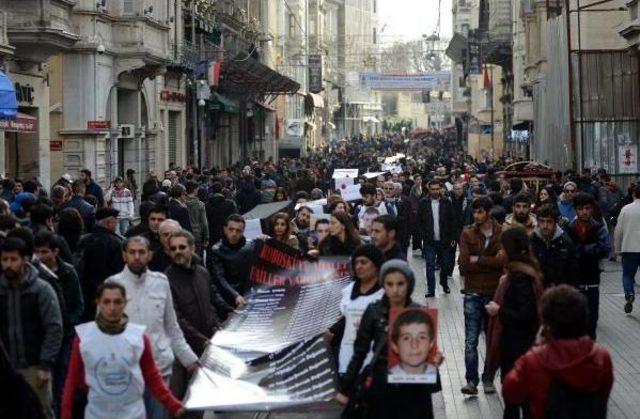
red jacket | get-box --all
[502,337,613,419]
[61,333,183,419]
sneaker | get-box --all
[483,381,496,394]
[461,382,478,395]
[625,294,635,314]
[425,292,436,298]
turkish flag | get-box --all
[482,63,491,90]
[208,60,221,87]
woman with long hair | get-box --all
[273,187,288,202]
[336,260,443,419]
[316,211,361,256]
[486,226,544,419]
[533,185,557,214]
[268,212,299,250]
[328,199,350,214]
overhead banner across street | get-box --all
[184,239,351,411]
[359,71,451,91]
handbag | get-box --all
[342,336,388,419]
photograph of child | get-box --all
[388,307,439,384]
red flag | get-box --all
[208,60,221,87]
[482,63,491,90]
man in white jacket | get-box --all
[614,184,640,314]
[107,236,198,419]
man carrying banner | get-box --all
[208,214,261,308]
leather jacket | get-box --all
[207,237,258,304]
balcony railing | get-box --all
[0,11,9,47]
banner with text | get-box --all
[184,239,351,411]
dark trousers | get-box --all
[579,287,600,340]
[424,241,452,293]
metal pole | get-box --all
[490,65,494,158]
[191,0,199,166]
[565,0,576,170]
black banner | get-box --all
[184,239,351,411]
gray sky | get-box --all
[378,0,452,43]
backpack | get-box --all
[544,380,607,419]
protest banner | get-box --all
[387,307,439,384]
[184,239,351,411]
[340,184,363,202]
[332,168,359,179]
[244,218,263,241]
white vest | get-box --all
[76,321,147,419]
[338,282,384,373]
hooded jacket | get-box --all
[0,263,63,371]
[185,195,209,245]
[502,337,613,419]
[564,218,611,286]
[531,225,579,288]
[235,182,262,214]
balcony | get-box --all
[2,0,79,62]
[111,19,171,66]
[619,0,640,48]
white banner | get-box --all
[359,71,451,91]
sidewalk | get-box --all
[205,258,637,418]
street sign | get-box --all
[50,139,63,151]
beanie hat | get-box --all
[379,259,416,297]
[351,244,385,271]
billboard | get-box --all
[359,71,451,91]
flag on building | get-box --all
[208,60,221,87]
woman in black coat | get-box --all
[486,226,544,419]
[336,260,443,419]
[315,212,361,257]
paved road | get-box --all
[205,254,638,418]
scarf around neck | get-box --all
[96,312,129,335]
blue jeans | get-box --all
[117,218,130,236]
[424,241,452,293]
[144,373,171,419]
[622,253,640,296]
[464,293,493,385]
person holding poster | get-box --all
[387,308,439,384]
[337,260,443,419]
[328,244,385,377]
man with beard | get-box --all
[370,215,406,261]
[294,206,313,254]
[208,214,260,308]
[354,184,387,229]
[0,237,63,418]
[503,193,537,236]
[165,230,228,412]
[107,237,198,419]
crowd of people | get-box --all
[0,130,634,419]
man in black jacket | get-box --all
[0,237,62,419]
[418,180,457,296]
[207,214,259,308]
[370,215,406,261]
[61,180,95,233]
[75,208,124,321]
[165,230,229,407]
[168,184,192,231]
[205,182,238,246]
[531,203,579,288]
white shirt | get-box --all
[431,199,440,241]
[106,266,198,375]
[615,199,640,253]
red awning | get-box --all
[0,112,37,133]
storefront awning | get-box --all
[212,93,239,113]
[220,56,300,96]
[306,93,324,109]
[254,100,276,112]
[0,112,37,132]
[363,116,380,123]
[0,71,18,120]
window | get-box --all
[289,13,296,36]
[546,0,562,19]
[461,24,469,37]
[373,27,377,44]
[123,0,134,15]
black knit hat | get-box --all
[351,244,385,271]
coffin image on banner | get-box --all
[387,307,439,384]
[183,239,351,410]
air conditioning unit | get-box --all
[120,124,134,138]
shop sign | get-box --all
[0,113,37,132]
[308,55,323,93]
[160,90,186,102]
[50,139,63,151]
[87,120,111,130]
[14,83,34,104]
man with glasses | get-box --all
[164,230,228,411]
[558,181,578,222]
